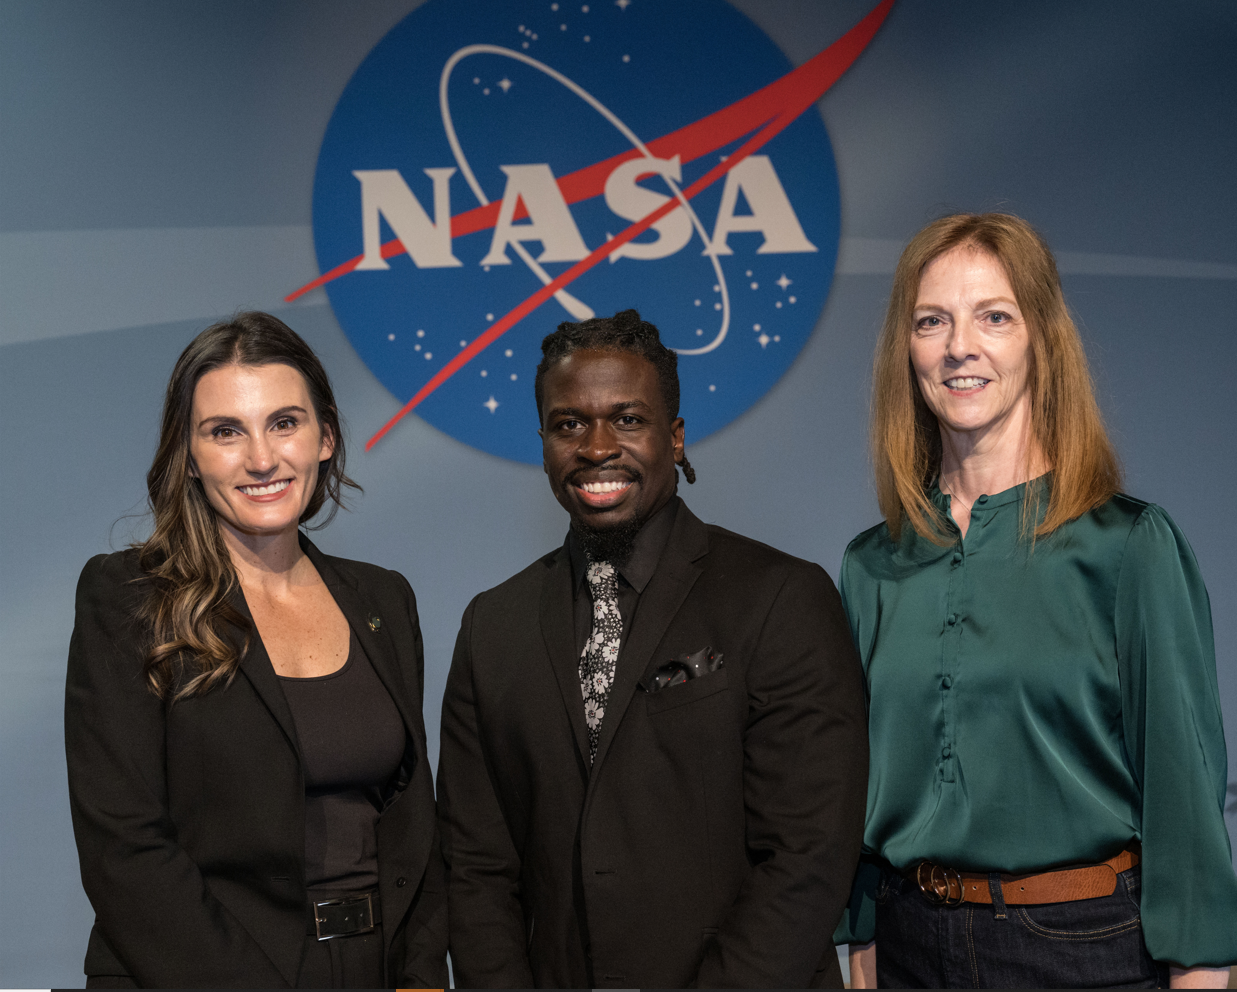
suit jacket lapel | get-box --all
[234,537,427,764]
[302,539,427,759]
[540,547,592,767]
[591,501,709,771]
[233,589,302,757]
[309,547,414,728]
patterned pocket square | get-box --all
[642,646,724,692]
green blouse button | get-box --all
[941,675,953,689]
[947,613,958,625]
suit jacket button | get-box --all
[396,876,406,887]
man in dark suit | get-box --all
[437,309,868,988]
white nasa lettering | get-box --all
[603,155,693,262]
[704,155,818,256]
[480,164,591,266]
[352,168,462,269]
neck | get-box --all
[937,410,1048,508]
[219,522,308,592]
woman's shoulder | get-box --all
[839,519,917,593]
[307,542,413,600]
[1080,493,1183,545]
[847,519,894,555]
[77,547,147,597]
[72,548,152,647]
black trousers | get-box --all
[296,922,385,989]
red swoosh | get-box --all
[343,0,894,449]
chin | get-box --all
[573,507,636,530]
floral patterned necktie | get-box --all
[580,560,621,762]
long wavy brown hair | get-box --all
[871,213,1121,544]
[136,312,360,700]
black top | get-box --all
[279,629,405,894]
[567,496,678,658]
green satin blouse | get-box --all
[833,479,1237,967]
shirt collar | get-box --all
[929,472,1051,511]
[568,495,680,594]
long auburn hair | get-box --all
[136,312,360,700]
[871,213,1121,543]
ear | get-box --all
[318,422,336,462]
[670,417,686,463]
[538,427,548,475]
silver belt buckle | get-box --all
[313,891,375,941]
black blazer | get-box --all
[64,536,447,988]
[438,499,868,988]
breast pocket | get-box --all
[645,668,731,715]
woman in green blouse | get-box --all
[836,213,1237,988]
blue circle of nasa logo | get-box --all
[312,0,840,463]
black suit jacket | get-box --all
[438,499,868,988]
[64,537,447,988]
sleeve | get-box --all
[832,541,879,946]
[1114,506,1237,967]
[64,554,289,988]
[436,596,536,987]
[696,562,870,987]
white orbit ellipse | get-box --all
[439,44,730,355]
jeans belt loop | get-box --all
[987,872,1007,919]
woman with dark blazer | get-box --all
[65,312,447,988]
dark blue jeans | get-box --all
[874,864,1168,988]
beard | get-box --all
[563,463,648,567]
[573,514,643,568]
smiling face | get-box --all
[911,246,1034,448]
[188,363,334,546]
[540,348,684,535]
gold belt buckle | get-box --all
[916,862,965,907]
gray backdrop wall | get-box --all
[1,0,1234,986]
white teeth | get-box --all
[240,480,290,496]
[946,377,989,389]
[581,480,631,494]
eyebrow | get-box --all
[196,405,310,429]
[913,297,1019,312]
[547,400,652,419]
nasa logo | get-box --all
[301,0,891,462]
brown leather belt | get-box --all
[909,847,1139,907]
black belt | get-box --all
[307,890,382,940]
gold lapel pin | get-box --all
[368,615,382,631]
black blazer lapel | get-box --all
[232,589,302,758]
[305,541,423,743]
[539,548,592,768]
[590,502,709,771]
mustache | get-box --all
[564,465,643,488]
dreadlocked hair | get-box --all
[535,309,696,483]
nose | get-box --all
[579,421,621,464]
[944,318,980,365]
[244,433,278,476]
